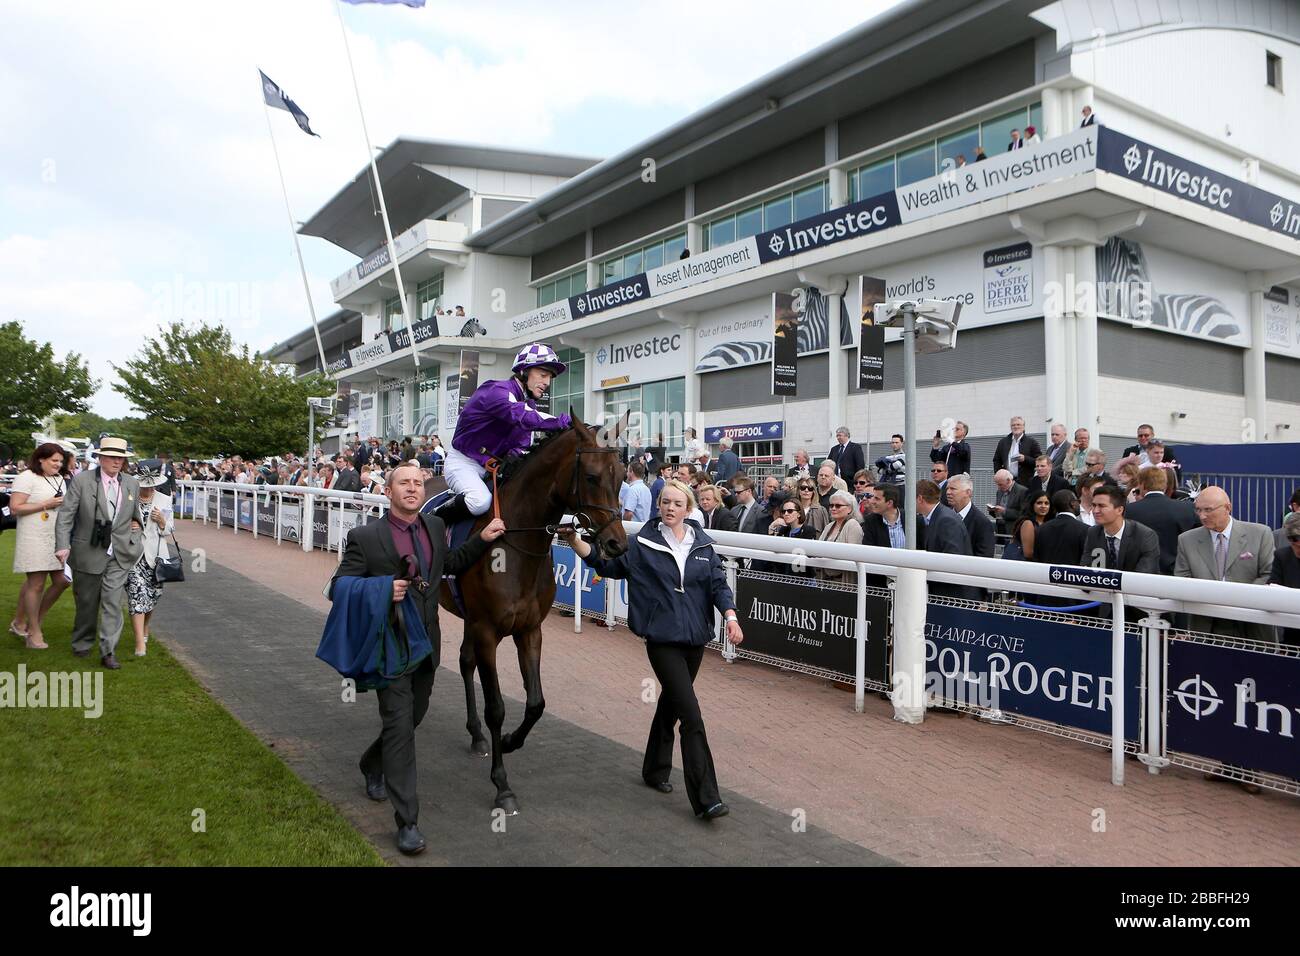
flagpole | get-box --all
[333,0,420,370]
[262,98,330,374]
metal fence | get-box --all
[1180,472,1294,529]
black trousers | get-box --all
[360,657,436,828]
[643,642,720,815]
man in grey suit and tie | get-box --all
[730,477,766,534]
[54,437,143,669]
[1175,486,1275,643]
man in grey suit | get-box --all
[54,437,143,669]
[1174,486,1275,643]
[730,477,766,534]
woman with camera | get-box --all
[125,468,174,657]
[8,443,72,649]
[560,479,742,821]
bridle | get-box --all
[499,442,625,558]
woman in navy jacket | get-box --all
[563,478,742,820]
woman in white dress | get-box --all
[8,443,72,649]
[126,468,174,657]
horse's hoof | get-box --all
[470,738,490,757]
[495,793,520,815]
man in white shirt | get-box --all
[621,460,652,522]
[1080,105,1097,128]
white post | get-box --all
[262,97,328,373]
[302,489,314,553]
[854,563,867,714]
[891,566,927,723]
[1244,287,1268,440]
[1140,614,1170,774]
[605,572,617,631]
[275,490,282,545]
[573,544,583,634]
[722,558,738,662]
[1073,245,1100,435]
[1111,592,1126,786]
[827,284,847,453]
[232,486,239,536]
[334,0,419,370]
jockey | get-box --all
[434,343,573,524]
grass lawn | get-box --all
[0,533,382,866]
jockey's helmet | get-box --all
[512,343,567,377]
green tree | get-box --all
[112,322,332,458]
[0,321,96,459]
[51,410,149,452]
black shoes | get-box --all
[431,493,473,527]
[645,779,673,794]
[698,802,729,820]
[100,654,121,670]
[396,824,427,855]
[72,648,91,658]
[363,770,387,802]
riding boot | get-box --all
[432,492,475,526]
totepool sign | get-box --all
[704,421,784,443]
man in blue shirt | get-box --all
[621,460,652,522]
[713,437,741,484]
[647,464,666,519]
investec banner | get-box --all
[1097,128,1300,241]
[1166,640,1300,781]
[736,575,889,683]
[925,603,1140,739]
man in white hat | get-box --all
[54,436,144,669]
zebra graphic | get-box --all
[1096,238,1243,341]
[693,286,854,371]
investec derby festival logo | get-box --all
[1174,675,1221,719]
[596,346,608,365]
[1272,201,1285,227]
[1122,143,1143,174]
[767,233,785,256]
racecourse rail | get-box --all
[176,480,1300,796]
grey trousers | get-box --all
[360,658,436,828]
[70,562,129,657]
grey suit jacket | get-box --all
[1175,521,1275,642]
[55,468,144,574]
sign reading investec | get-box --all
[1097,128,1300,241]
[387,318,439,352]
[568,274,650,319]
[895,127,1098,224]
[349,337,392,367]
[756,193,901,264]
[356,245,392,280]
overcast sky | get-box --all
[1,0,899,419]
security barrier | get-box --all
[176,481,1300,794]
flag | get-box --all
[340,0,427,7]
[259,70,319,137]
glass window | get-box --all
[735,204,763,240]
[709,216,736,248]
[550,347,585,422]
[896,143,936,186]
[537,282,555,307]
[603,259,622,284]
[666,378,685,451]
[982,107,1028,153]
[793,182,826,221]
[623,250,643,277]
[938,126,979,173]
[856,159,895,200]
[762,194,793,230]
[641,380,668,450]
[416,274,444,322]
[663,233,686,261]
[568,270,587,296]
[643,242,664,271]
[384,295,405,332]
[1029,101,1043,136]
[413,364,440,426]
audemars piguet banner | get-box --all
[858,275,886,391]
[771,292,799,396]
[457,351,480,412]
[735,576,889,683]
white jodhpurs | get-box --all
[442,447,493,515]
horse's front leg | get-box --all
[459,633,489,756]
[473,631,518,814]
[501,628,545,754]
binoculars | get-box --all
[89,519,113,549]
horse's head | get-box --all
[565,411,630,559]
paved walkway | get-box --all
[156,519,1300,866]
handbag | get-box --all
[154,531,186,583]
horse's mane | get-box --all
[497,426,581,483]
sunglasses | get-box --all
[830,502,850,509]
[855,480,869,486]
[781,508,798,515]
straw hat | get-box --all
[92,437,130,459]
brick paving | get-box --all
[158,519,1300,866]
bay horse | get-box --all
[438,414,629,813]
